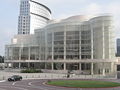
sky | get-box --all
[0,0,120,55]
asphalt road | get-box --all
[0,79,120,90]
[0,79,77,90]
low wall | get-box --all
[42,69,91,75]
[0,70,117,81]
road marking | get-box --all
[42,82,46,85]
[12,82,16,85]
[28,81,49,90]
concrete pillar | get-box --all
[102,69,105,76]
[45,63,47,69]
[52,32,54,60]
[64,31,66,60]
[7,63,9,68]
[90,25,94,59]
[102,62,105,75]
[39,46,41,60]
[113,63,117,74]
[19,47,21,60]
[79,30,81,59]
[45,31,48,60]
[114,64,117,78]
[28,47,30,60]
[51,63,54,70]
[102,22,105,59]
[19,63,21,69]
[11,63,13,68]
[8,63,10,68]
[11,47,13,60]
[64,63,66,70]
[91,63,94,75]
[110,62,113,73]
[28,62,30,68]
[8,63,12,68]
[79,63,81,71]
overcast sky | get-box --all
[0,0,120,55]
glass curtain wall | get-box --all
[66,31,79,60]
[54,32,64,60]
[81,25,91,59]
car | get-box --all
[8,75,22,81]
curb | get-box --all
[0,80,6,82]
[44,80,120,89]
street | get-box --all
[0,79,120,90]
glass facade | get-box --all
[5,15,117,77]
[6,16,115,61]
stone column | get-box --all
[64,63,66,70]
[91,63,94,75]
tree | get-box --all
[0,56,4,63]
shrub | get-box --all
[47,80,51,83]
[21,69,43,73]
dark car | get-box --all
[8,75,22,81]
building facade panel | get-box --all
[18,0,51,34]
